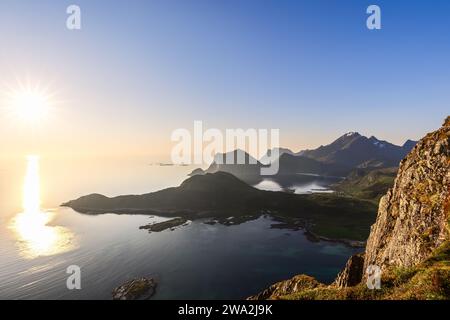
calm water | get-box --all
[0,156,357,300]
[254,174,340,194]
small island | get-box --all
[112,277,157,300]
[139,217,188,232]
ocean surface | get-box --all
[0,156,358,299]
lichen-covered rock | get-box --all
[333,253,365,288]
[247,275,322,300]
[364,117,450,273]
[112,277,157,300]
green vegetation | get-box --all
[334,167,397,202]
[290,194,377,241]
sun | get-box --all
[11,90,50,124]
[1,79,56,127]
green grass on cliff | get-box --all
[277,241,450,300]
[333,168,397,203]
[296,194,378,241]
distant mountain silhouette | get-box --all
[63,172,262,214]
[189,133,416,180]
[193,150,264,183]
[402,139,417,151]
[259,148,295,165]
[301,132,416,168]
[273,153,349,177]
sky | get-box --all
[0,0,449,159]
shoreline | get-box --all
[64,205,367,248]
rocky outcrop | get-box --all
[112,277,157,300]
[247,275,321,300]
[333,253,364,288]
[139,217,188,232]
[363,117,450,272]
[335,117,449,288]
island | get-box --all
[139,217,188,232]
[62,171,377,242]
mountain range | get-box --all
[191,132,416,180]
[300,132,416,168]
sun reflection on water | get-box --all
[9,155,76,259]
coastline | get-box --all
[63,205,368,248]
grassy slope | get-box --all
[278,240,450,300]
[334,168,397,202]
[288,194,377,241]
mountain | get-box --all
[63,172,262,215]
[259,148,295,165]
[402,139,417,150]
[189,133,416,180]
[249,117,449,300]
[274,153,349,176]
[301,132,416,169]
[196,149,264,183]
[63,171,377,241]
[275,153,325,174]
[192,151,349,182]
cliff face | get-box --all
[364,117,450,272]
[333,253,364,288]
[250,117,450,299]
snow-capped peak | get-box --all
[369,136,386,148]
[373,140,385,148]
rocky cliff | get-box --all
[333,253,365,288]
[249,117,450,300]
[364,117,449,271]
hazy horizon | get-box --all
[1,0,449,159]
[0,1,449,303]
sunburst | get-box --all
[1,77,57,128]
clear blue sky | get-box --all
[0,0,449,157]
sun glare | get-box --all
[9,156,75,259]
[11,91,50,124]
[23,155,41,214]
[1,79,56,127]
